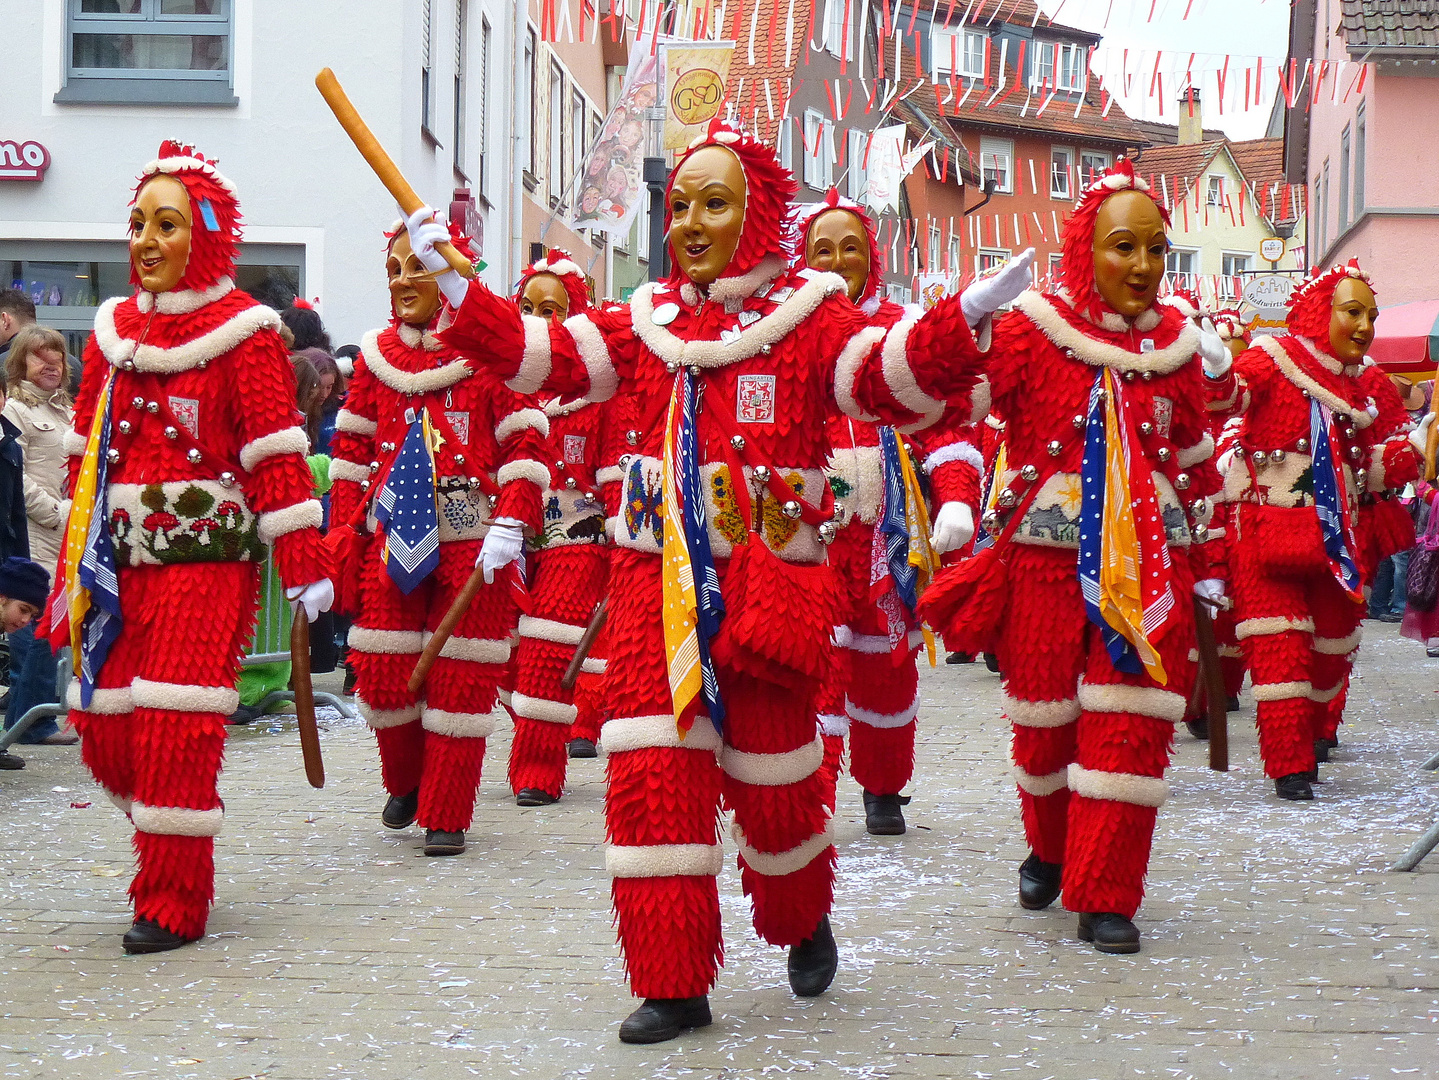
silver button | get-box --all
[118,421,132,435]
[106,448,120,464]
[565,477,578,489]
[1295,438,1310,453]
[997,489,1018,509]
[1139,422,1154,436]
[1174,472,1191,490]
[627,430,640,445]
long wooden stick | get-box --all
[1425,366,1439,481]
[560,598,608,692]
[1193,595,1229,773]
[408,565,488,696]
[290,615,326,789]
[315,68,475,281]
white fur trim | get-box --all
[1175,433,1214,469]
[136,277,235,315]
[817,712,850,737]
[833,326,886,424]
[130,677,239,715]
[360,329,470,395]
[508,315,554,396]
[923,441,984,474]
[630,272,844,370]
[396,323,444,351]
[517,615,586,646]
[349,627,424,655]
[1158,292,1198,319]
[131,802,223,838]
[142,154,237,195]
[580,657,607,674]
[355,696,421,730]
[1250,680,1314,702]
[564,314,619,403]
[329,458,370,484]
[880,317,944,426]
[64,430,87,456]
[108,792,133,815]
[1235,616,1315,640]
[733,821,834,878]
[720,737,824,786]
[706,255,788,308]
[1077,682,1188,723]
[257,499,323,543]
[65,682,133,715]
[845,693,919,730]
[605,842,725,878]
[601,713,722,753]
[595,465,625,486]
[1308,681,1345,703]
[1013,291,1201,376]
[421,706,496,739]
[1003,693,1080,728]
[837,629,925,654]
[426,633,511,665]
[494,408,551,444]
[510,692,578,725]
[1255,335,1373,430]
[239,425,310,472]
[1013,765,1069,797]
[335,409,378,436]
[1313,628,1363,655]
[496,459,552,489]
[95,298,281,375]
[1068,763,1168,808]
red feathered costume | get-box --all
[439,122,986,1004]
[923,161,1223,925]
[327,225,547,839]
[502,252,622,801]
[50,143,328,942]
[1207,261,1418,785]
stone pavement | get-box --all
[2,624,1437,1080]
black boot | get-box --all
[122,918,200,955]
[945,651,974,664]
[862,791,910,835]
[1185,717,1209,740]
[568,737,598,758]
[1018,853,1062,910]
[424,829,466,856]
[984,652,1001,673]
[788,915,838,997]
[1313,739,1330,764]
[0,751,25,770]
[382,788,419,830]
[1225,694,1241,712]
[1077,912,1141,954]
[1275,773,1314,801]
[516,788,558,807]
[617,996,712,1044]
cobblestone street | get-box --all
[2,623,1437,1080]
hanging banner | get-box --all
[567,31,662,237]
[863,125,934,215]
[916,272,956,311]
[662,40,735,150]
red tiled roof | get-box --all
[1341,0,1439,51]
[1138,137,1299,225]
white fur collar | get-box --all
[94,295,280,374]
[361,328,470,395]
[1255,335,1373,429]
[396,322,443,351]
[632,271,844,370]
[1289,334,1360,377]
[542,396,590,418]
[1158,293,1198,319]
[1054,287,1163,333]
[136,277,235,315]
[678,255,788,312]
[1014,291,1198,375]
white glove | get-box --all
[478,517,526,583]
[286,579,335,624]
[1197,317,1232,378]
[929,502,975,555]
[960,247,1035,327]
[403,206,470,308]
[1408,412,1435,456]
[1194,578,1227,607]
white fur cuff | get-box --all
[845,694,919,730]
[721,737,824,786]
[833,326,885,424]
[518,615,586,646]
[1309,681,1345,704]
[349,626,424,655]
[421,707,497,739]
[733,822,834,878]
[596,466,625,487]
[1313,629,1363,655]
[257,499,323,543]
[923,441,983,474]
[601,713,723,754]
[66,682,133,715]
[509,315,554,396]
[130,678,239,716]
[1003,693,1080,728]
[131,802,224,838]
[329,458,370,484]
[881,318,944,426]
[428,633,511,665]
[1077,682,1188,723]
[1235,616,1315,640]
[239,426,310,472]
[605,842,724,879]
[495,408,551,445]
[1068,763,1169,808]
[511,692,578,726]
[356,696,421,730]
[1250,680,1314,702]
[565,314,619,403]
[817,712,850,737]
[1175,433,1215,469]
[497,459,553,489]
[335,408,378,436]
[1013,765,1069,797]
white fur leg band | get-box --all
[845,693,919,730]
[605,842,724,878]
[1077,682,1188,723]
[510,692,578,726]
[356,696,421,730]
[720,737,824,786]
[1013,765,1069,797]
[1068,763,1169,808]
[732,822,835,878]
[1004,693,1080,729]
[130,678,239,716]
[601,713,722,754]
[66,682,133,715]
[131,802,224,838]
[421,707,497,739]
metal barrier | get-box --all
[1391,751,1439,871]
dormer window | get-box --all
[1033,40,1085,91]
[932,25,986,78]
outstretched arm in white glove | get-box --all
[1197,317,1232,378]
[403,207,470,309]
[929,502,975,555]
[1408,412,1436,458]
[286,579,335,624]
[477,517,527,583]
[960,247,1035,328]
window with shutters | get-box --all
[453,0,468,176]
[1079,150,1109,185]
[980,137,1012,194]
[421,0,436,138]
[548,62,564,205]
[802,110,834,190]
[847,128,868,201]
[1050,146,1074,200]
[823,0,852,60]
[478,17,491,198]
[932,27,985,79]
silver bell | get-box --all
[489,495,499,508]
[781,500,802,520]
[818,520,838,544]
[981,510,1000,532]
[565,477,578,490]
[453,453,464,465]
[997,489,1018,509]
[381,442,395,453]
[1046,440,1063,457]
[1342,426,1355,439]
[1123,370,1136,382]
[619,454,633,468]
[1019,464,1039,482]
[131,396,144,410]
[1270,449,1286,463]
[1142,371,1154,382]
[752,465,771,484]
[121,359,136,371]
[186,448,202,464]
[1357,468,1369,487]
[1174,472,1192,490]
[369,461,380,472]
[665,362,678,374]
[1295,438,1310,453]
[1192,523,1209,541]
[219,471,236,488]
[1139,421,1154,436]
[555,461,566,471]
[1072,414,1086,429]
[1156,447,1172,463]
[1348,445,1362,461]
[360,479,370,490]
[1251,450,1266,464]
[760,344,771,355]
[146,401,159,414]
[118,421,132,435]
[730,435,746,451]
[106,448,120,464]
[164,426,178,440]
[689,365,702,376]
[627,430,640,445]
[1190,497,1208,515]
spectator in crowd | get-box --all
[1370,377,1431,622]
[0,558,53,768]
[0,289,38,367]
[2,327,77,747]
[307,350,346,457]
[280,300,332,353]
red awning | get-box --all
[1369,299,1439,376]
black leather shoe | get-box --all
[1185,718,1209,740]
[1313,739,1330,764]
[788,915,838,997]
[1077,912,1141,954]
[1275,773,1314,801]
[984,652,1000,673]
[862,791,909,835]
[568,737,598,758]
[424,829,466,856]
[516,788,558,807]
[382,788,419,830]
[122,918,199,955]
[0,751,24,770]
[945,651,974,664]
[1018,853,1062,910]
[1226,694,1241,712]
[617,996,712,1044]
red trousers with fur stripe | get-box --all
[996,545,1195,920]
[70,563,259,940]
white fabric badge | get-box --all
[652,303,679,326]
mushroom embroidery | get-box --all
[143,510,180,550]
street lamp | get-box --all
[644,105,668,282]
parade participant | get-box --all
[326,219,549,856]
[796,190,983,835]
[414,119,1029,1042]
[921,159,1225,954]
[47,142,332,952]
[503,250,617,805]
[1205,260,1423,800]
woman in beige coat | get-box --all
[3,325,77,744]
